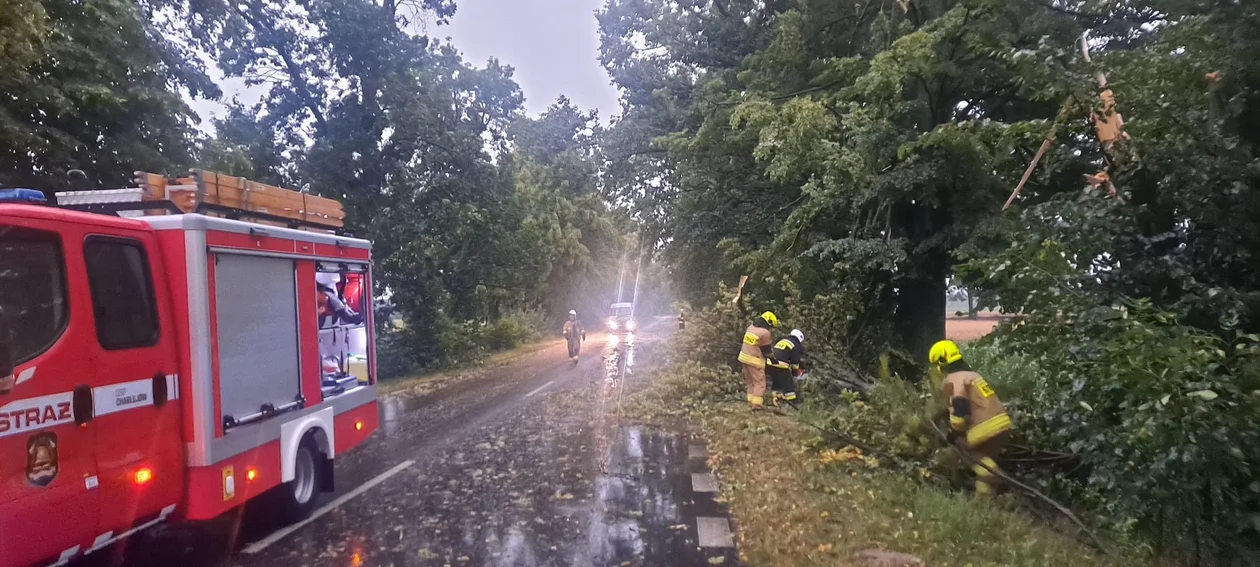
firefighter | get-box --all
[678,310,686,330]
[768,329,805,406]
[737,311,779,410]
[563,310,586,361]
[930,340,1011,496]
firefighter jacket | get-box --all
[769,335,804,371]
[563,320,584,341]
[738,321,774,368]
[942,368,1010,448]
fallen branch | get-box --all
[794,414,892,462]
[1003,96,1074,211]
[925,418,1110,553]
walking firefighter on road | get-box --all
[737,311,780,410]
[931,340,1012,496]
[768,329,805,406]
[564,310,586,361]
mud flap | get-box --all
[319,455,335,492]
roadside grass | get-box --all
[377,338,565,395]
[621,363,1154,566]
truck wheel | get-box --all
[280,435,322,521]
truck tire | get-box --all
[279,434,322,522]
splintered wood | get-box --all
[132,170,345,229]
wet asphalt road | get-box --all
[90,318,738,567]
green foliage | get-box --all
[0,0,213,193]
[814,376,941,475]
[482,309,545,351]
[173,1,638,372]
[966,304,1260,557]
[601,0,1260,558]
[665,286,748,371]
[0,0,46,74]
[621,361,743,422]
[377,307,546,381]
[598,0,1081,362]
[375,325,429,381]
[939,2,1260,557]
[510,98,632,328]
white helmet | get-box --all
[316,272,340,286]
[790,329,805,343]
[569,309,577,316]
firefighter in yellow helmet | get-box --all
[737,311,779,410]
[930,340,1011,496]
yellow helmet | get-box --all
[759,311,780,327]
[929,340,962,366]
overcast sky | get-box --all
[443,0,620,120]
[190,0,620,131]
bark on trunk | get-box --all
[895,270,947,367]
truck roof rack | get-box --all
[56,169,348,233]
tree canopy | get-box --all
[1,0,641,373]
[598,0,1260,558]
[6,0,1260,558]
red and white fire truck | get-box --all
[0,172,379,566]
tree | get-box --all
[0,0,214,193]
[192,0,635,371]
[511,98,630,325]
[598,0,1084,364]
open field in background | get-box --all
[944,311,1007,344]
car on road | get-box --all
[607,302,636,333]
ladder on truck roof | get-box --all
[56,169,348,233]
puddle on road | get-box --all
[560,336,732,566]
[462,424,709,567]
[447,336,729,567]
[571,426,697,566]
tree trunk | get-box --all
[888,200,950,371]
[896,270,946,369]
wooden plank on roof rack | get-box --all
[182,169,346,230]
[132,172,168,200]
[127,169,347,230]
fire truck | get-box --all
[0,171,379,567]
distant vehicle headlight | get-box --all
[608,319,619,330]
[626,319,637,331]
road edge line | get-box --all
[524,380,555,398]
[241,459,416,554]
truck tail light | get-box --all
[355,420,364,431]
[246,468,258,481]
[134,467,153,486]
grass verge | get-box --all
[620,363,1153,566]
[377,338,565,395]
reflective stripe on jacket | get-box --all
[771,336,803,370]
[942,370,1010,447]
[738,324,773,368]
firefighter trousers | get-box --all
[961,431,1009,495]
[766,366,798,403]
[741,363,766,407]
[567,337,581,358]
